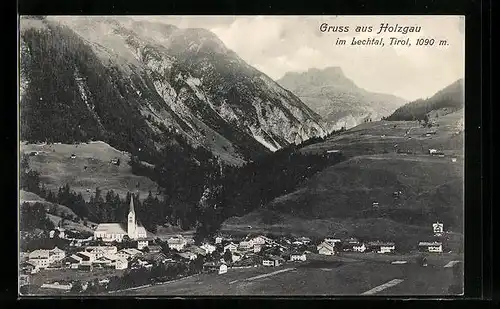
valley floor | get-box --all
[115,253,462,296]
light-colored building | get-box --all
[200,243,216,255]
[177,252,197,261]
[368,241,396,254]
[290,253,307,262]
[40,282,72,291]
[215,236,223,244]
[224,242,238,253]
[117,248,143,260]
[263,256,284,267]
[218,264,228,274]
[114,257,128,270]
[94,198,148,242]
[418,241,443,253]
[84,246,117,260]
[239,240,253,250]
[137,240,149,250]
[28,247,66,269]
[433,222,444,236]
[167,235,188,251]
[317,242,335,255]
[353,243,367,252]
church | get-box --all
[94,196,148,242]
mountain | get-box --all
[386,79,464,121]
[222,109,464,250]
[19,16,327,166]
[277,67,407,129]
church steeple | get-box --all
[127,195,137,239]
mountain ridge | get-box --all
[20,16,327,165]
[277,66,407,129]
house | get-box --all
[28,247,66,269]
[372,201,380,208]
[250,235,273,246]
[200,243,216,255]
[167,235,188,251]
[418,241,443,253]
[70,154,77,159]
[20,261,38,274]
[137,239,150,250]
[92,255,114,268]
[176,252,197,261]
[433,222,444,236]
[117,248,143,260]
[187,245,207,256]
[75,251,94,265]
[203,261,221,272]
[85,246,117,260]
[368,241,396,253]
[290,252,307,262]
[263,256,284,267]
[324,238,341,244]
[114,257,128,270]
[451,158,457,163]
[317,242,335,255]
[218,264,228,274]
[231,251,243,263]
[239,240,253,250]
[49,227,66,239]
[253,245,262,253]
[110,158,120,166]
[224,242,238,253]
[19,274,30,287]
[147,245,162,254]
[297,237,311,244]
[353,243,367,252]
[215,236,223,244]
[428,149,437,154]
[41,282,73,291]
[140,252,169,264]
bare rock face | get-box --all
[19,16,327,165]
[277,67,407,130]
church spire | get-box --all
[129,195,135,214]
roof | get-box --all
[418,241,442,246]
[318,242,334,250]
[129,197,135,214]
[177,252,196,259]
[368,241,395,246]
[121,248,143,255]
[265,255,284,261]
[94,223,127,234]
[167,235,187,244]
[29,249,50,258]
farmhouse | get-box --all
[433,222,444,236]
[353,243,367,252]
[167,235,188,251]
[200,243,216,255]
[28,247,66,269]
[94,198,148,242]
[224,242,238,253]
[263,256,284,267]
[177,251,197,261]
[117,248,143,260]
[290,252,307,262]
[368,241,396,253]
[418,241,443,253]
[317,241,335,255]
[147,245,162,254]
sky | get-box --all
[129,16,465,101]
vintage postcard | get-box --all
[18,15,464,296]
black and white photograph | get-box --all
[18,15,465,296]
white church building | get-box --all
[94,196,148,242]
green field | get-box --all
[117,254,462,296]
[21,141,161,202]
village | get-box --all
[19,204,448,295]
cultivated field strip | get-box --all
[443,261,460,268]
[230,268,296,285]
[361,278,404,295]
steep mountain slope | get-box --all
[19,16,327,165]
[222,109,464,248]
[277,67,407,129]
[386,78,464,121]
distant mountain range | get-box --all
[277,67,407,129]
[19,16,327,165]
[386,78,464,121]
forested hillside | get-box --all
[385,79,464,121]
